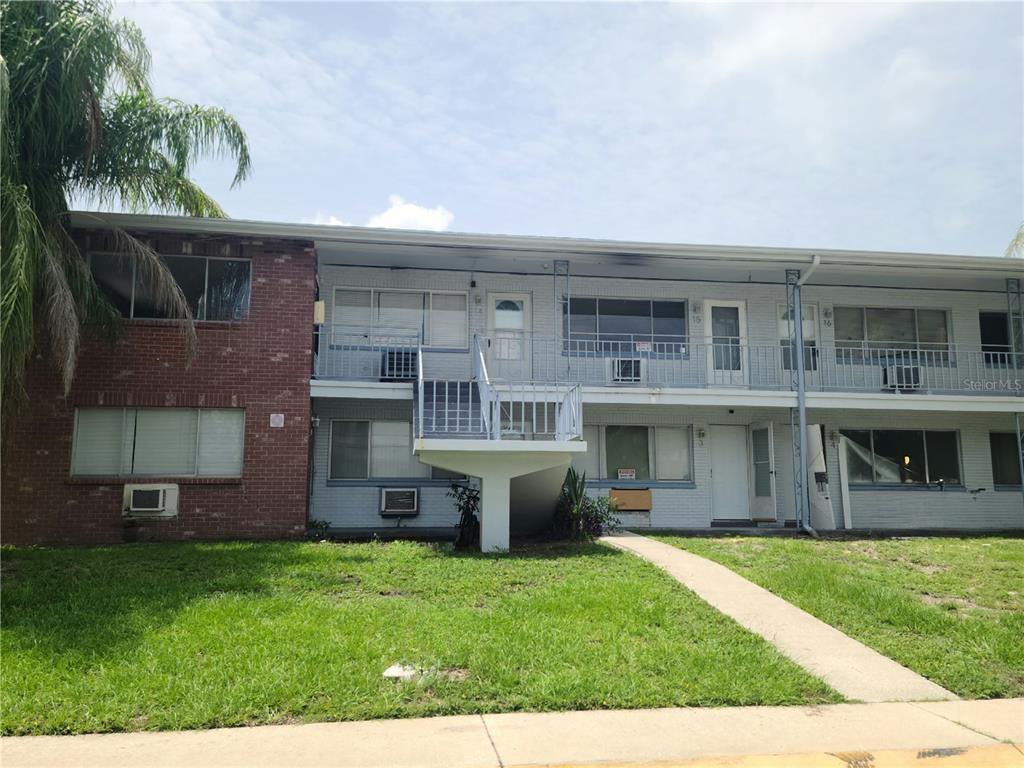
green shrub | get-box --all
[552,467,620,539]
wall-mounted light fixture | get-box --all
[311,416,321,428]
[696,428,707,445]
[829,430,840,448]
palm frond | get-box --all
[108,227,198,360]
[1005,223,1024,259]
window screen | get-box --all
[72,408,243,477]
[605,425,650,480]
[71,409,127,475]
[132,409,199,475]
[370,422,427,478]
[197,410,245,476]
[334,289,372,329]
[330,421,370,479]
[655,427,692,481]
[429,294,468,347]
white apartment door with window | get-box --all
[748,422,777,521]
[704,301,748,386]
[710,424,750,520]
[488,293,531,380]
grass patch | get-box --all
[0,540,836,734]
[653,535,1024,699]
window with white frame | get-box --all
[562,298,688,352]
[571,425,692,482]
[89,254,251,321]
[71,408,244,477]
[331,288,468,348]
[329,420,459,480]
[834,306,950,358]
[777,304,818,370]
[840,429,961,486]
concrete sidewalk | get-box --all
[601,532,956,702]
[2,699,1021,768]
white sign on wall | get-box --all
[269,413,285,428]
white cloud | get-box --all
[680,4,910,87]
[306,196,455,232]
[366,195,455,231]
[306,212,353,227]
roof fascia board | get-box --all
[68,211,1023,276]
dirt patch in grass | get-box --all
[918,593,980,611]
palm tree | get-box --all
[1,0,251,423]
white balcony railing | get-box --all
[315,328,420,381]
[317,327,1022,397]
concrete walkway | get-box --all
[601,531,957,702]
[3,699,1020,767]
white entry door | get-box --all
[710,425,750,520]
[704,301,748,386]
[488,293,531,380]
[748,422,777,520]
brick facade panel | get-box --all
[1,231,316,545]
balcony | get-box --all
[313,328,1023,397]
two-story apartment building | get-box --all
[3,212,1022,550]
[1,216,316,545]
[309,227,1024,551]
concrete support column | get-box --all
[480,474,512,553]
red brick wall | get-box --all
[1,230,316,545]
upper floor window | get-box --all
[71,407,244,477]
[834,306,950,362]
[89,254,251,321]
[562,298,687,351]
[777,304,818,370]
[332,289,468,348]
[979,312,1023,366]
[841,428,961,486]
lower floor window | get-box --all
[990,432,1022,486]
[71,407,244,477]
[841,428,961,486]
[329,420,462,480]
[573,424,692,481]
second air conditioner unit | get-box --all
[609,357,645,384]
[882,365,922,391]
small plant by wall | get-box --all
[552,467,620,540]
[448,483,480,548]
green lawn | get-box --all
[0,540,836,735]
[653,535,1024,699]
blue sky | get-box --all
[113,1,1023,256]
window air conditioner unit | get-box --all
[882,365,922,391]
[609,357,645,384]
[380,488,419,517]
[381,349,417,382]
[122,484,179,518]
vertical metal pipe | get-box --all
[1017,411,1024,517]
[787,269,810,531]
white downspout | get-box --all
[798,254,822,286]
[794,255,821,537]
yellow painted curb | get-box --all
[526,743,1024,768]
